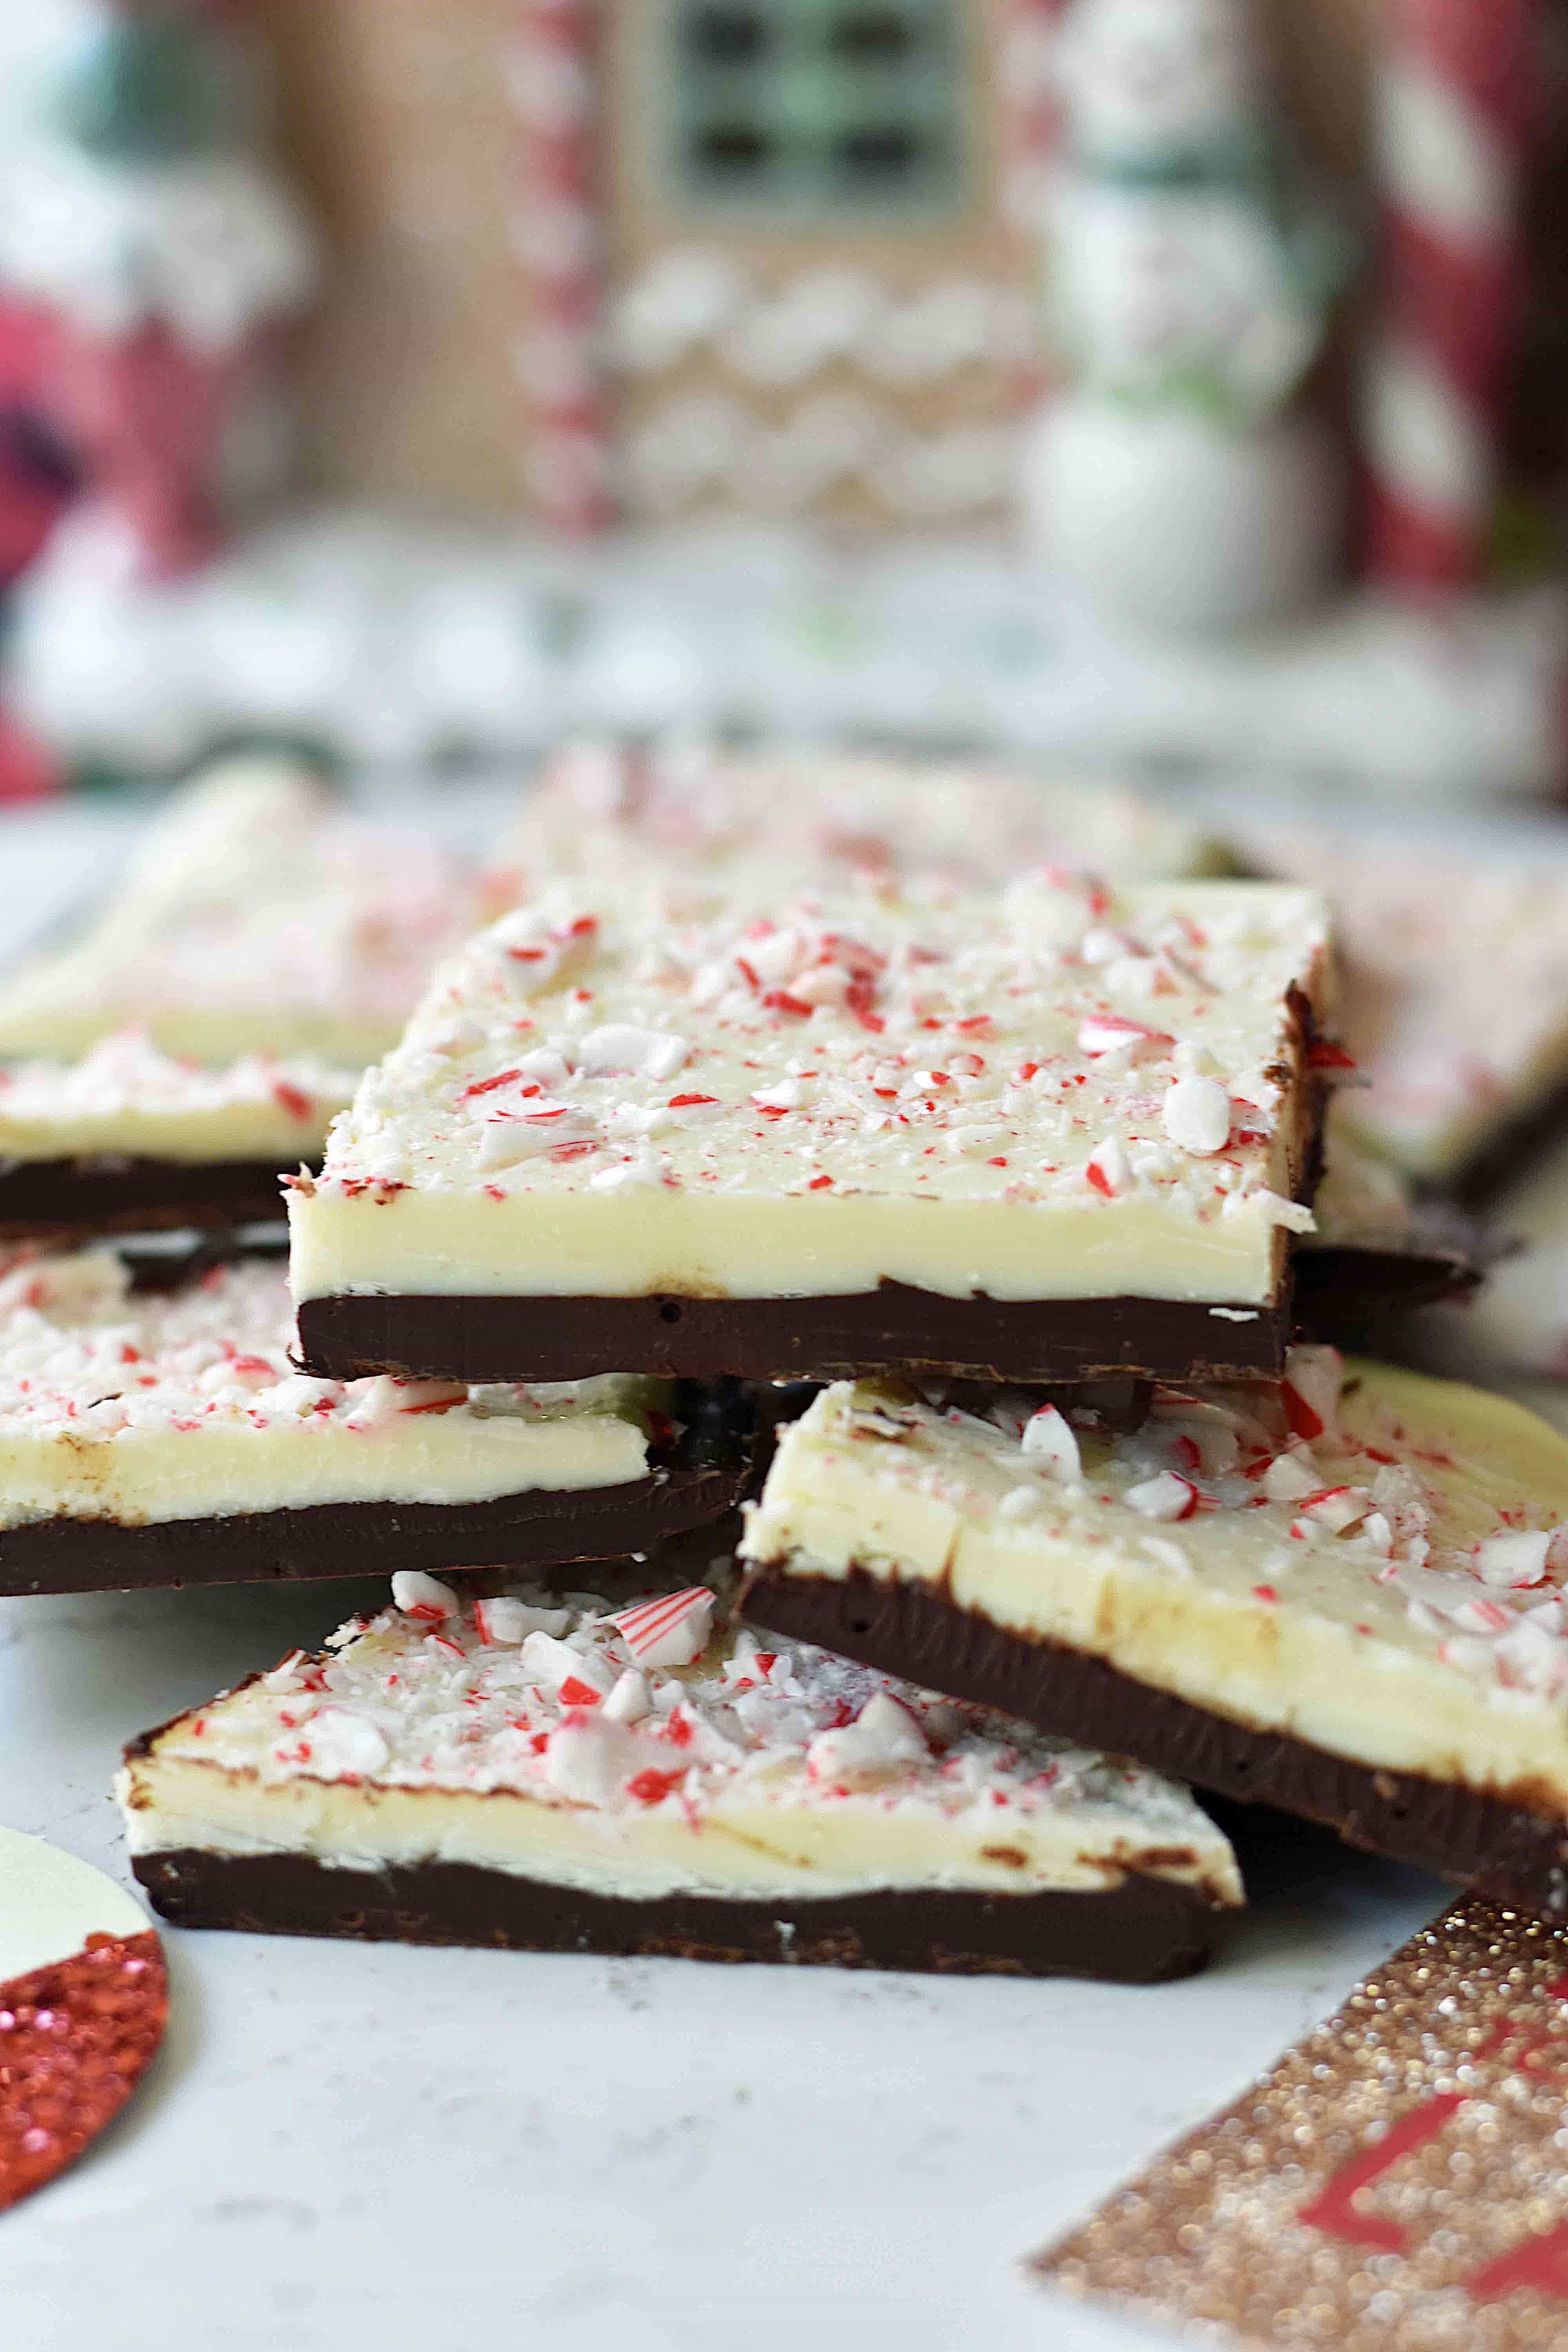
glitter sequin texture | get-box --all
[1033,1898,1568,2349]
[0,1929,167,2210]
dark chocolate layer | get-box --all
[0,1153,291,1241]
[296,1281,1291,1388]
[128,1845,1221,1981]
[738,1567,1568,1917]
[1292,1230,1487,1348]
[0,1464,749,1599]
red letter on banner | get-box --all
[1297,2094,1466,2254]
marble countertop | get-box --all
[0,796,1448,2352]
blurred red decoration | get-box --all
[1364,0,1539,593]
[0,0,313,588]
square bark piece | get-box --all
[292,871,1330,1384]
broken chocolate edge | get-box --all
[737,1566,1568,1916]
[126,1844,1221,1982]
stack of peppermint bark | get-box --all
[0,755,495,1240]
[0,760,753,1602]
[83,748,1568,1981]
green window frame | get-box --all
[664,0,968,224]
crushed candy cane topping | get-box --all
[0,765,485,1052]
[0,1250,654,1441]
[314,871,1327,1221]
[510,740,1222,898]
[171,1552,1228,1847]
[0,1031,358,1135]
[1241,829,1568,1180]
[767,1355,1568,1707]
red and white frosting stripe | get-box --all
[1363,0,1537,592]
[509,0,611,536]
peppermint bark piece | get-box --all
[0,1251,747,1596]
[505,740,1232,897]
[291,872,1330,1386]
[739,1360,1568,1913]
[117,1552,1242,1980]
[0,756,484,1066]
[1292,1120,1490,1346]
[0,1031,356,1239]
[1241,827,1568,1198]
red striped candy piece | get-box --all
[606,1588,716,1668]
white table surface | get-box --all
[0,794,1451,2352]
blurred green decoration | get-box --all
[670,0,965,220]
[795,594,866,662]
[52,4,244,165]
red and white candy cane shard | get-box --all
[509,0,611,536]
[607,1588,716,1668]
[1364,0,1536,593]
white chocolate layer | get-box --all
[505,740,1229,896]
[0,1031,356,1164]
[0,1251,658,1528]
[117,1550,1241,1907]
[0,757,485,1065]
[742,1361,1568,1817]
[290,873,1328,1306]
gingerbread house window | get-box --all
[669,0,966,220]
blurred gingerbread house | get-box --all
[0,0,1565,788]
[266,0,1568,561]
[270,0,1046,533]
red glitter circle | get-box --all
[0,1929,167,2210]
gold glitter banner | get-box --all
[1033,1899,1568,2351]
